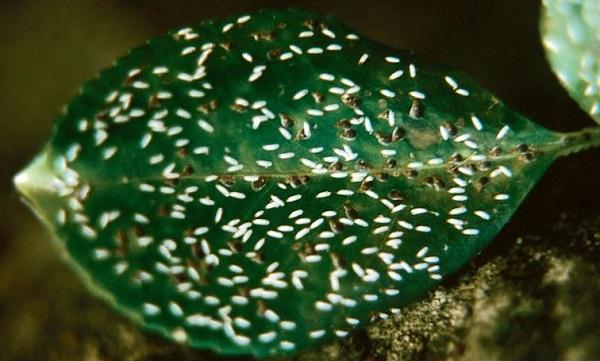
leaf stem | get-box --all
[554,126,600,157]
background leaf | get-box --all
[15,8,580,358]
[542,0,600,124]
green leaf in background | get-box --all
[542,0,600,124]
[13,8,600,358]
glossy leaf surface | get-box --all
[16,8,575,357]
[542,0,600,124]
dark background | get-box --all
[1,1,598,360]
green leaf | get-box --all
[14,8,600,358]
[542,0,600,124]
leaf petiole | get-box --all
[554,126,600,157]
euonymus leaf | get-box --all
[14,8,600,357]
[542,0,600,124]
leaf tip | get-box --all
[13,151,57,217]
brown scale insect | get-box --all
[230,102,248,113]
[171,271,188,285]
[248,251,265,264]
[409,99,424,119]
[298,175,311,185]
[267,48,283,60]
[343,201,359,220]
[133,224,144,237]
[341,94,361,108]
[158,205,170,217]
[177,148,189,157]
[368,311,385,323]
[219,41,235,51]
[475,176,490,192]
[514,143,530,153]
[424,176,446,190]
[448,166,461,177]
[279,113,295,128]
[425,176,436,186]
[449,152,464,163]
[184,227,195,237]
[295,128,308,141]
[319,22,331,31]
[282,176,295,187]
[519,152,537,162]
[257,300,268,316]
[356,159,371,170]
[385,158,397,169]
[74,185,91,202]
[303,242,316,255]
[303,19,319,30]
[238,287,250,299]
[123,69,142,85]
[184,258,201,282]
[173,32,187,41]
[375,172,389,182]
[392,126,406,141]
[377,109,392,121]
[336,119,352,129]
[198,100,218,114]
[148,94,162,108]
[330,253,346,270]
[374,131,392,145]
[582,131,593,143]
[477,160,492,171]
[388,190,404,201]
[181,164,194,176]
[95,110,109,121]
[218,175,235,187]
[191,243,206,259]
[114,230,129,256]
[192,261,211,286]
[250,31,261,41]
[405,168,419,179]
[227,240,243,253]
[312,92,325,103]
[359,179,374,192]
[329,219,345,233]
[488,146,503,157]
[252,176,269,191]
[250,30,275,41]
[433,176,447,190]
[443,122,458,137]
[340,128,357,140]
[165,177,180,187]
[328,161,343,171]
[297,247,313,263]
[285,176,305,188]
